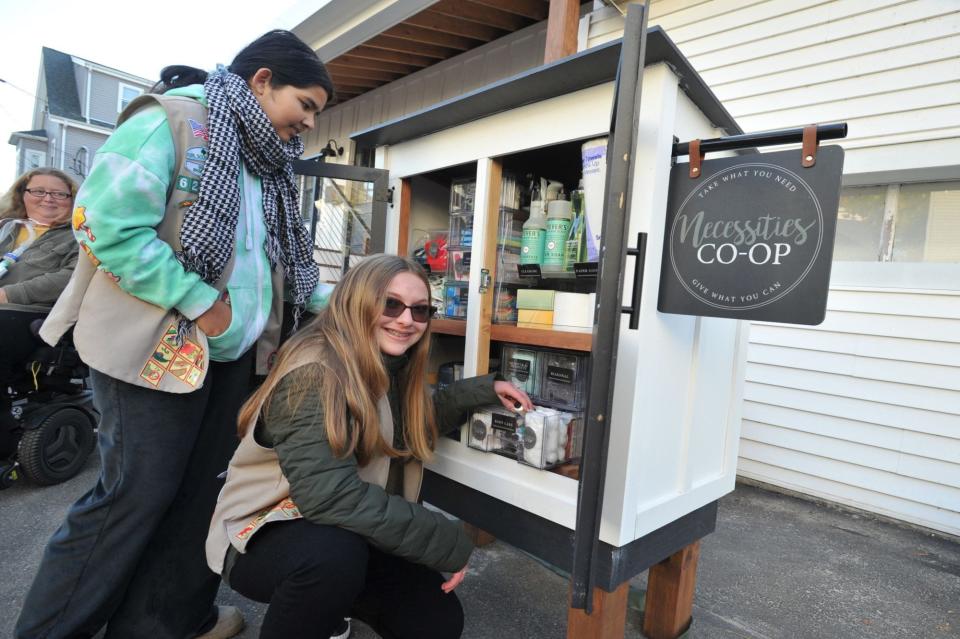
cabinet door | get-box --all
[292,159,390,279]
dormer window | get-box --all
[118,83,142,113]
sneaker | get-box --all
[195,605,245,639]
[331,617,351,639]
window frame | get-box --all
[117,82,143,113]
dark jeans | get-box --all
[228,519,464,639]
[0,308,48,383]
[15,351,254,639]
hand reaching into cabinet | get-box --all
[493,380,533,412]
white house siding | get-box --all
[586,0,960,535]
[305,20,548,161]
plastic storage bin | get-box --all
[501,345,540,397]
[467,405,521,456]
[539,351,587,409]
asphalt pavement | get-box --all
[2,455,958,638]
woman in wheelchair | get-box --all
[0,168,79,382]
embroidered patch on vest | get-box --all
[73,206,95,242]
[236,498,302,542]
[139,323,205,387]
[188,118,209,141]
[184,147,207,176]
[175,175,201,194]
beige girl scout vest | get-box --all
[41,94,284,392]
[205,349,425,574]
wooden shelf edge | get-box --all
[431,318,467,336]
[490,324,592,351]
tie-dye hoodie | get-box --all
[75,84,332,362]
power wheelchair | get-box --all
[0,320,98,488]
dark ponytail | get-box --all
[151,65,209,94]
[151,30,334,101]
[229,30,335,101]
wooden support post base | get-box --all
[567,581,629,639]
[463,523,496,547]
[642,540,701,639]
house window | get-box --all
[834,181,960,263]
[24,150,46,171]
[118,83,142,112]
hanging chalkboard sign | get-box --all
[657,146,843,325]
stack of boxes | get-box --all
[443,178,475,319]
[467,343,588,470]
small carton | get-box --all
[516,289,555,329]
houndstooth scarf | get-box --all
[177,69,318,335]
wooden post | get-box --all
[463,522,496,547]
[567,581,629,639]
[396,178,412,256]
[642,541,700,639]
[544,0,581,63]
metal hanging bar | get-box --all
[672,122,848,157]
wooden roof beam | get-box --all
[347,45,435,68]
[430,0,533,31]
[405,11,507,42]
[470,0,550,21]
[329,75,382,89]
[326,64,404,83]
[330,54,423,75]
[382,23,481,51]
[364,34,459,60]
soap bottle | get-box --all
[520,200,547,265]
[543,199,573,271]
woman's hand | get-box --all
[441,565,468,593]
[0,288,7,304]
[494,380,533,412]
[196,299,232,337]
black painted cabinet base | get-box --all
[421,470,717,591]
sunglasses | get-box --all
[383,297,435,323]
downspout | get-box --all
[85,66,92,124]
[60,124,67,170]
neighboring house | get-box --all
[7,46,152,183]
[296,0,959,536]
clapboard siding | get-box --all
[586,0,960,180]
[740,458,960,534]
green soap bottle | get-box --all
[521,200,546,265]
[543,200,573,271]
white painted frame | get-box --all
[375,63,748,546]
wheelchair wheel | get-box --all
[19,408,96,486]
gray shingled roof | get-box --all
[42,47,84,120]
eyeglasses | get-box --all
[24,188,71,201]
[383,297,435,323]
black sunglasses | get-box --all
[383,297,435,323]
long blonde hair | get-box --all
[238,254,438,466]
[0,168,78,223]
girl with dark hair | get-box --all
[206,254,532,639]
[17,30,335,639]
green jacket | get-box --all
[0,221,78,312]
[259,361,500,573]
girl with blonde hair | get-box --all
[206,254,532,639]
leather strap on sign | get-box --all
[688,139,704,178]
[801,124,818,167]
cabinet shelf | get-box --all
[431,318,467,336]
[490,324,592,351]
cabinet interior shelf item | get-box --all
[431,319,467,337]
[490,325,592,352]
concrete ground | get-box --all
[2,455,958,638]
